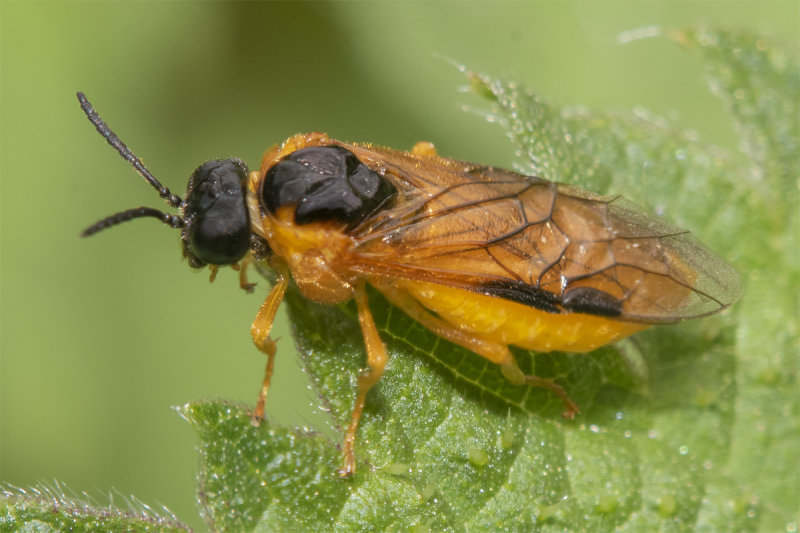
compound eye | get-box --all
[260,146,396,226]
[183,159,251,265]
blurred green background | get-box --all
[1,2,796,529]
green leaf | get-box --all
[672,27,800,533]
[185,27,797,532]
[179,402,347,532]
[0,483,191,532]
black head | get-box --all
[77,92,252,268]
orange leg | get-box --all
[341,283,389,476]
[208,265,219,283]
[503,355,579,419]
[250,269,289,425]
[237,256,257,293]
[374,280,578,418]
[207,260,256,293]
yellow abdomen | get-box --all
[398,280,647,353]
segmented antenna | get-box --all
[77,92,183,208]
[80,207,184,237]
[77,92,186,237]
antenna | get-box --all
[80,207,184,237]
[77,92,186,237]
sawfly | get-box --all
[77,92,741,475]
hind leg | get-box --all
[373,280,579,418]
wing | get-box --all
[341,143,741,324]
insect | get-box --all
[77,92,741,476]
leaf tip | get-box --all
[466,71,498,102]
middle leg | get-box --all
[341,282,390,476]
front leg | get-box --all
[250,269,289,425]
[237,256,257,293]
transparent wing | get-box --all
[343,143,741,323]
